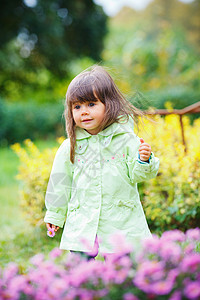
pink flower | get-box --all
[159,242,181,264]
[169,291,182,300]
[47,278,68,298]
[167,269,179,283]
[181,253,200,273]
[184,281,200,299]
[123,292,139,300]
[47,227,55,237]
[184,243,195,255]
[186,228,200,242]
[150,280,174,295]
[6,275,32,300]
[142,235,161,254]
[139,261,165,279]
[65,252,83,268]
[3,263,18,282]
[49,247,63,259]
[161,230,185,243]
[134,261,165,293]
[30,253,44,266]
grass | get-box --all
[0,138,62,268]
[0,146,19,186]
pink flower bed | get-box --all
[0,228,200,300]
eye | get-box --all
[74,104,81,109]
[88,102,95,107]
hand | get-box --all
[139,138,151,161]
[46,223,59,232]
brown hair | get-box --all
[64,65,144,163]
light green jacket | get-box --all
[44,119,159,253]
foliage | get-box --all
[145,0,200,51]
[11,115,200,231]
[0,0,107,96]
[111,0,200,52]
[0,224,63,269]
[103,22,200,111]
[0,99,65,145]
[0,229,200,299]
[138,114,200,233]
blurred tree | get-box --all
[186,0,200,48]
[0,0,107,75]
[112,0,200,52]
[143,0,200,51]
[0,0,107,101]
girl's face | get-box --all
[72,99,105,135]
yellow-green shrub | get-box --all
[138,114,200,233]
[11,137,65,226]
[12,115,200,232]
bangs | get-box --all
[67,73,99,106]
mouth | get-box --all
[81,119,93,123]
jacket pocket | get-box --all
[116,199,136,209]
[68,200,80,212]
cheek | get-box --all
[96,105,105,119]
[72,111,79,124]
[100,107,106,120]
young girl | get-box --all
[44,65,159,258]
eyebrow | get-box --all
[72,102,81,107]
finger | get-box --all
[139,144,151,149]
[52,225,56,230]
[140,138,145,144]
[139,146,151,152]
[139,150,151,156]
[140,152,150,157]
[139,147,151,153]
[139,149,151,155]
[46,223,51,230]
[140,155,150,161]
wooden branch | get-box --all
[143,101,200,115]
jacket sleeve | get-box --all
[126,134,160,184]
[44,139,73,228]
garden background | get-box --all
[0,0,200,288]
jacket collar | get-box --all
[75,116,134,140]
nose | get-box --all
[81,104,89,115]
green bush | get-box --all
[146,86,200,109]
[0,99,65,146]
